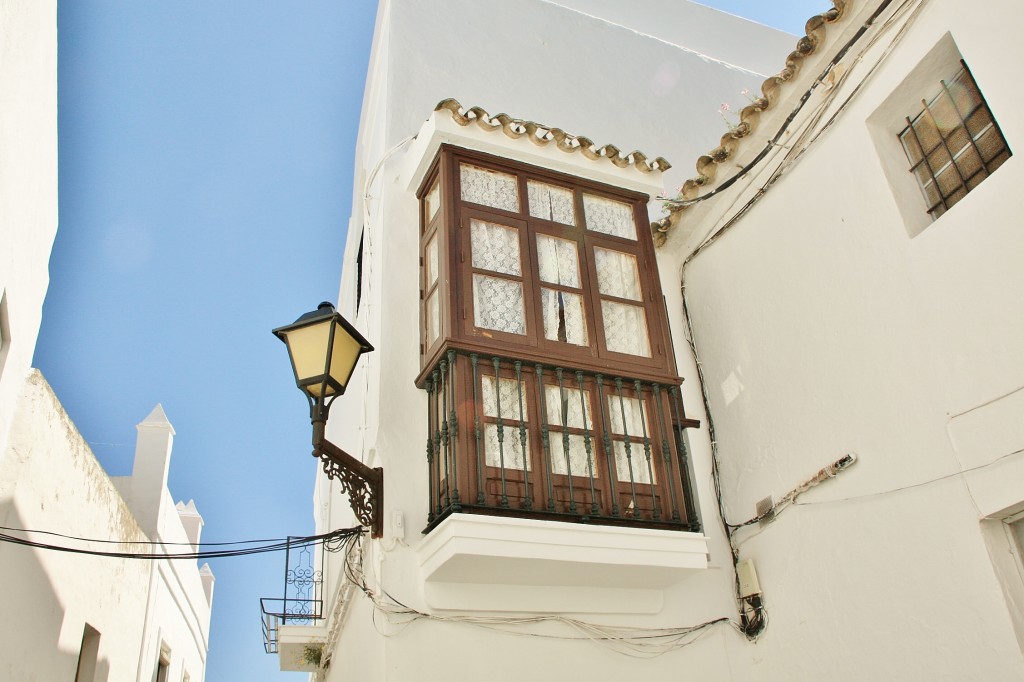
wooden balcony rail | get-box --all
[422,349,701,534]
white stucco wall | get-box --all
[654,0,1024,679]
[311,1,1024,680]
[308,1,797,681]
[0,0,59,469]
[0,373,213,681]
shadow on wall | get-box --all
[0,504,80,680]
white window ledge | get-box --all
[415,513,708,614]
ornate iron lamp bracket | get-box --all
[312,421,384,538]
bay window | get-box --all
[417,146,700,532]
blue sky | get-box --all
[37,2,830,679]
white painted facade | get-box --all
[0,0,59,467]
[292,0,1024,680]
[0,375,214,681]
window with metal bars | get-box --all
[898,61,1011,220]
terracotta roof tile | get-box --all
[435,98,672,174]
[652,0,850,245]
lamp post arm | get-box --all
[311,421,384,538]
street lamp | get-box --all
[273,302,383,537]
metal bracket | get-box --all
[312,423,384,538]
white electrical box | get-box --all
[737,559,761,598]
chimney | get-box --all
[175,499,204,552]
[129,404,175,537]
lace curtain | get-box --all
[583,194,636,240]
[461,164,520,213]
[594,247,641,300]
[471,219,521,276]
[481,376,530,470]
[473,275,525,335]
[601,301,651,357]
[471,219,525,335]
[528,180,576,225]
[537,235,587,345]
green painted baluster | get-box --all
[652,383,681,521]
[426,377,435,522]
[447,350,461,510]
[471,354,485,505]
[492,357,509,509]
[577,371,598,517]
[514,361,531,510]
[634,380,658,520]
[556,367,576,514]
[615,378,640,517]
[596,375,619,517]
[535,364,555,512]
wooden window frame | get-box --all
[416,145,679,385]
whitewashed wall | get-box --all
[0,0,59,469]
[0,373,213,681]
[311,1,800,681]
[656,0,1024,679]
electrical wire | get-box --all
[333,534,737,658]
[0,525,363,561]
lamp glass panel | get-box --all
[282,322,332,385]
[328,323,365,390]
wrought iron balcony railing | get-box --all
[259,537,325,654]
[422,349,701,534]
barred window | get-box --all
[899,61,1011,220]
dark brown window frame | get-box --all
[416,145,679,386]
[416,146,701,534]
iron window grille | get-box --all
[899,60,1011,220]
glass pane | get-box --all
[614,440,655,484]
[944,126,971,159]
[544,384,592,429]
[945,185,968,209]
[425,290,439,346]
[528,180,576,225]
[424,234,439,287]
[460,164,519,213]
[541,288,588,346]
[929,94,959,136]
[911,111,942,153]
[484,424,531,470]
[471,219,521,276]
[482,375,527,420]
[975,126,1007,164]
[550,433,597,477]
[935,164,961,197]
[583,194,636,240]
[473,274,526,335]
[536,234,580,288]
[601,300,651,357]
[899,128,923,165]
[965,107,993,138]
[594,247,641,300]
[424,181,441,223]
[606,394,646,435]
[954,146,984,181]
[947,70,982,117]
